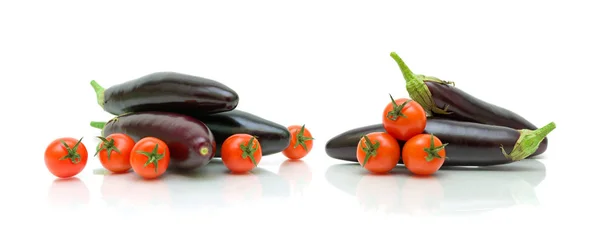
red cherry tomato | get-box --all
[130,137,170,179]
[282,124,314,160]
[44,137,88,178]
[382,95,427,141]
[221,134,262,174]
[356,132,401,174]
[95,133,135,173]
[402,134,447,176]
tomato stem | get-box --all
[390,52,451,116]
[136,143,165,173]
[501,121,556,161]
[94,136,121,160]
[240,136,259,167]
[360,136,380,167]
[386,94,411,121]
[59,137,85,164]
[423,134,448,162]
[90,80,105,109]
[293,124,314,151]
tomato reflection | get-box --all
[47,177,90,208]
[278,159,312,196]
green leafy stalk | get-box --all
[360,136,380,167]
[293,124,314,152]
[386,94,411,121]
[501,122,557,161]
[389,52,452,115]
[240,136,260,167]
[136,143,165,173]
[423,134,448,162]
[90,80,105,109]
[59,137,85,164]
[94,136,121,160]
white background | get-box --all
[1,0,598,249]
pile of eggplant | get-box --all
[89,72,290,171]
[325,52,556,167]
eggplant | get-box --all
[325,118,555,166]
[190,110,291,157]
[91,112,216,171]
[90,72,239,115]
[389,52,539,131]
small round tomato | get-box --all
[221,134,262,174]
[282,124,314,160]
[44,137,88,178]
[382,95,427,141]
[402,134,447,176]
[95,133,135,173]
[130,137,170,179]
[356,132,401,174]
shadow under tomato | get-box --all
[278,159,312,196]
[325,159,546,216]
[96,159,291,213]
[47,177,90,209]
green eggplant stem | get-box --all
[90,121,106,129]
[90,80,105,109]
[501,121,557,161]
[389,52,450,115]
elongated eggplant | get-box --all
[190,110,291,157]
[389,52,539,131]
[325,118,555,166]
[91,112,216,171]
[90,72,239,115]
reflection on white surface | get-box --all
[326,159,546,216]
[278,160,312,196]
[47,177,90,209]
[48,160,296,213]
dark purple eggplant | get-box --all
[191,110,291,157]
[389,52,539,131]
[90,72,239,115]
[90,112,216,171]
[325,118,555,167]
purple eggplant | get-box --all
[389,52,540,131]
[90,72,239,116]
[325,118,555,167]
[91,112,216,171]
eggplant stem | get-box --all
[90,121,106,129]
[389,52,451,116]
[90,80,105,109]
[502,122,557,161]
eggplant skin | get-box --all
[192,110,291,157]
[101,112,216,171]
[325,118,548,167]
[103,72,239,115]
[425,81,538,130]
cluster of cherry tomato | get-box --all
[43,125,314,179]
[356,95,447,175]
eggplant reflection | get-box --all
[326,159,546,215]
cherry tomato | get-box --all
[382,95,427,141]
[130,137,170,179]
[402,134,447,176]
[95,133,135,173]
[221,134,262,174]
[356,132,401,174]
[282,124,314,160]
[44,137,88,178]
